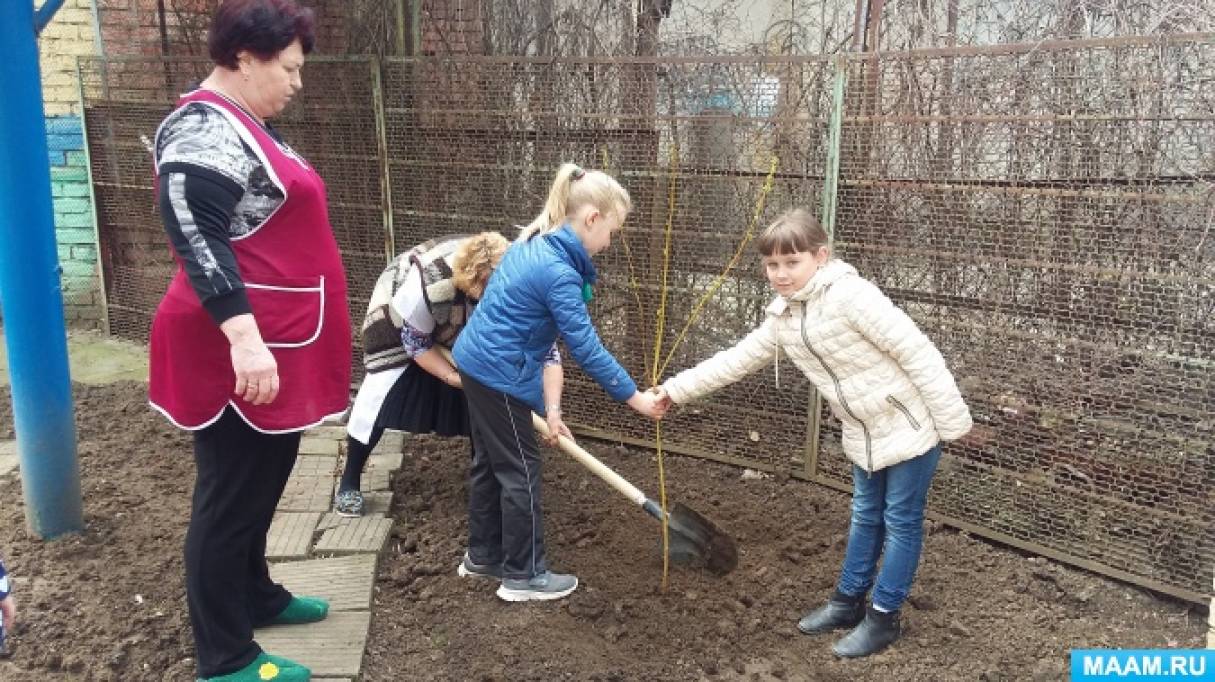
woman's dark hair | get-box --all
[208,0,316,69]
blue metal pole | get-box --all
[0,0,84,538]
[35,0,68,34]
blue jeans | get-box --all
[837,445,941,612]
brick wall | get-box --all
[95,0,349,58]
[96,0,214,57]
[311,0,351,54]
[39,0,104,330]
[421,0,483,55]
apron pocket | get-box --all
[245,275,325,348]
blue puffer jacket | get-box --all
[453,225,637,414]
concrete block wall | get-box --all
[39,0,103,330]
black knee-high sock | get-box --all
[339,426,384,493]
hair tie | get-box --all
[571,166,586,181]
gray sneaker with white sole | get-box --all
[456,552,503,580]
[496,571,578,602]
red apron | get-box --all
[148,89,351,433]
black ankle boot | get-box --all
[797,590,865,635]
[831,605,901,657]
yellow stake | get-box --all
[613,146,778,591]
[649,142,680,591]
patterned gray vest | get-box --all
[362,234,470,373]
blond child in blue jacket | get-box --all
[453,163,668,602]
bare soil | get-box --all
[0,381,1206,681]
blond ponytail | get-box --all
[518,163,585,242]
[517,162,631,242]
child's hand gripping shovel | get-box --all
[438,348,737,575]
[530,413,739,575]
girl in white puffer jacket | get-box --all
[657,208,973,658]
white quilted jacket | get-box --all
[663,259,972,473]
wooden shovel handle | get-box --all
[437,347,648,508]
[531,412,648,508]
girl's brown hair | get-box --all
[756,208,829,256]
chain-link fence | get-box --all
[826,35,1214,603]
[78,32,1213,603]
[77,56,387,371]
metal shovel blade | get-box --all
[661,502,739,575]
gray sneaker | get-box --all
[456,552,503,580]
[333,489,364,517]
[496,571,578,602]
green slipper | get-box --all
[200,651,310,681]
[263,595,329,626]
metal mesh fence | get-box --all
[378,54,836,478]
[79,33,1213,602]
[78,56,387,382]
[825,35,1214,602]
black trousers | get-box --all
[186,407,299,677]
[460,372,548,581]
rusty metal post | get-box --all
[370,57,395,262]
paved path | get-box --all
[256,424,403,680]
[0,423,403,680]
[0,327,405,679]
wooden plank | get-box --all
[253,611,370,677]
[266,512,321,561]
[268,554,377,611]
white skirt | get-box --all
[346,366,405,444]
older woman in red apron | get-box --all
[148,2,349,680]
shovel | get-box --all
[437,348,737,574]
[530,412,739,575]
